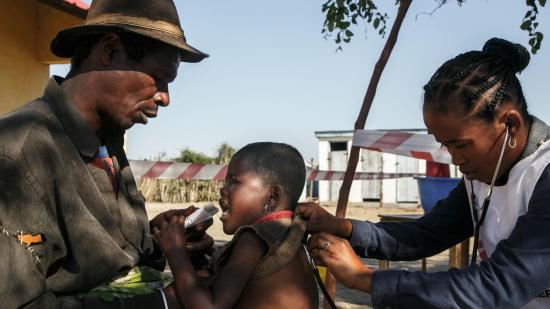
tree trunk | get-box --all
[323,0,413,307]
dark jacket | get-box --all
[350,117,550,309]
[0,77,164,308]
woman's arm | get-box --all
[310,166,550,308]
[352,179,473,260]
[297,180,473,261]
[154,217,266,309]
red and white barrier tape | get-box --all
[352,130,452,164]
[129,160,424,181]
[307,170,424,181]
[130,161,228,181]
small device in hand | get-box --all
[184,204,219,229]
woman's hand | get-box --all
[308,232,374,293]
[294,202,353,238]
[152,215,188,255]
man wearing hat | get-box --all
[0,0,210,307]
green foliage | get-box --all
[215,142,236,164]
[322,0,545,54]
[174,148,214,164]
[173,143,236,165]
[523,0,545,54]
[321,0,390,50]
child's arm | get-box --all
[153,215,267,309]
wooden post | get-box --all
[323,1,413,307]
[460,238,470,268]
[379,156,384,207]
[449,238,471,269]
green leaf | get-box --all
[336,0,345,7]
[345,29,354,37]
[529,38,537,51]
[350,3,357,11]
[538,0,546,6]
[521,20,532,30]
[338,21,351,29]
[379,28,384,35]
[528,32,544,54]
[373,18,380,29]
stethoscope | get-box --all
[469,124,510,265]
[302,241,338,309]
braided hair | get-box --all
[423,38,531,121]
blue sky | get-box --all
[51,0,549,162]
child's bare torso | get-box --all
[234,249,319,309]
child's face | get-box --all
[219,156,270,235]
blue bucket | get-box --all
[415,177,461,213]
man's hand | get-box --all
[294,202,353,238]
[150,206,196,231]
[308,232,373,293]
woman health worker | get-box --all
[298,38,550,308]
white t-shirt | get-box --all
[466,140,550,309]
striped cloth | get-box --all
[92,146,118,194]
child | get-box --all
[153,142,318,309]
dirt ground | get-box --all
[146,201,453,309]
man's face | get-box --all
[99,44,181,130]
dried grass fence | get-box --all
[137,179,222,203]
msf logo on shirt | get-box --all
[477,240,489,261]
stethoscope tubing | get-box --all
[470,125,510,265]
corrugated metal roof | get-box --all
[62,0,89,10]
[38,0,89,18]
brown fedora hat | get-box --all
[51,0,208,63]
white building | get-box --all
[315,130,459,204]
